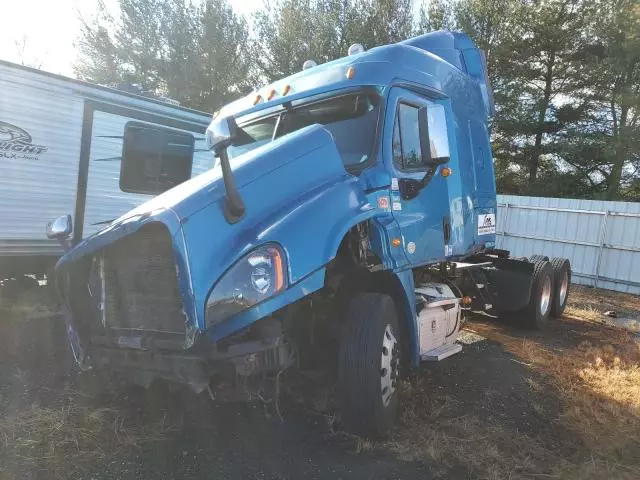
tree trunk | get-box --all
[606,104,628,200]
[528,54,555,188]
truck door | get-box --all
[382,88,460,266]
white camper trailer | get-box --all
[0,60,213,286]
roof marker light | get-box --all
[253,94,263,105]
[346,66,355,80]
[348,43,365,56]
[282,84,291,96]
[267,89,277,100]
[302,60,317,70]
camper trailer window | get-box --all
[120,122,195,195]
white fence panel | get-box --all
[496,195,640,295]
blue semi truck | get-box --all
[48,31,571,437]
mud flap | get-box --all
[481,258,535,312]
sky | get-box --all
[0,0,262,77]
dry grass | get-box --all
[564,304,601,322]
[471,320,640,478]
[567,285,640,319]
[386,382,560,480]
[0,388,174,480]
[0,289,175,479]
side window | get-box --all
[120,122,195,195]
[392,101,451,170]
[392,103,423,169]
[427,104,450,162]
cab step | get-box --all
[420,343,462,362]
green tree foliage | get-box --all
[249,0,413,83]
[418,0,455,32]
[572,0,640,200]
[75,0,251,111]
[75,0,639,201]
[418,0,639,201]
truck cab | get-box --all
[51,31,571,437]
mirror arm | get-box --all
[218,149,245,224]
[207,115,246,223]
[59,238,72,253]
[421,166,436,187]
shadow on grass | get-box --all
[1,288,639,479]
[0,294,434,480]
[411,315,640,480]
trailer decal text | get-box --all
[0,121,48,159]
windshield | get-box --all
[227,92,380,167]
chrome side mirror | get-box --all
[205,115,245,223]
[46,214,73,240]
[206,115,238,156]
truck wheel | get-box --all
[521,260,554,329]
[549,257,571,318]
[338,293,400,438]
[529,254,549,263]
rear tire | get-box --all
[338,293,400,438]
[529,254,549,263]
[521,260,554,329]
[549,257,571,318]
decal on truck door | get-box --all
[377,196,390,211]
[0,121,48,159]
[477,213,496,235]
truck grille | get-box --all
[102,223,186,333]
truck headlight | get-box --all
[205,244,287,327]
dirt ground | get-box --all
[0,284,638,480]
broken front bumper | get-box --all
[63,301,292,395]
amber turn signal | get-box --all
[440,166,452,177]
[346,66,355,79]
[391,238,402,247]
[462,296,472,306]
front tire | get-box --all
[338,293,400,438]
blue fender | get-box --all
[393,269,420,367]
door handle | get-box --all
[443,216,451,244]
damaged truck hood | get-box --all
[58,124,347,267]
[57,125,370,342]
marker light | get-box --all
[302,60,317,70]
[267,89,277,100]
[348,43,365,56]
[346,66,355,79]
[282,85,291,96]
[440,166,452,177]
[253,94,263,105]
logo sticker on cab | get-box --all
[478,213,496,235]
[377,196,390,210]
